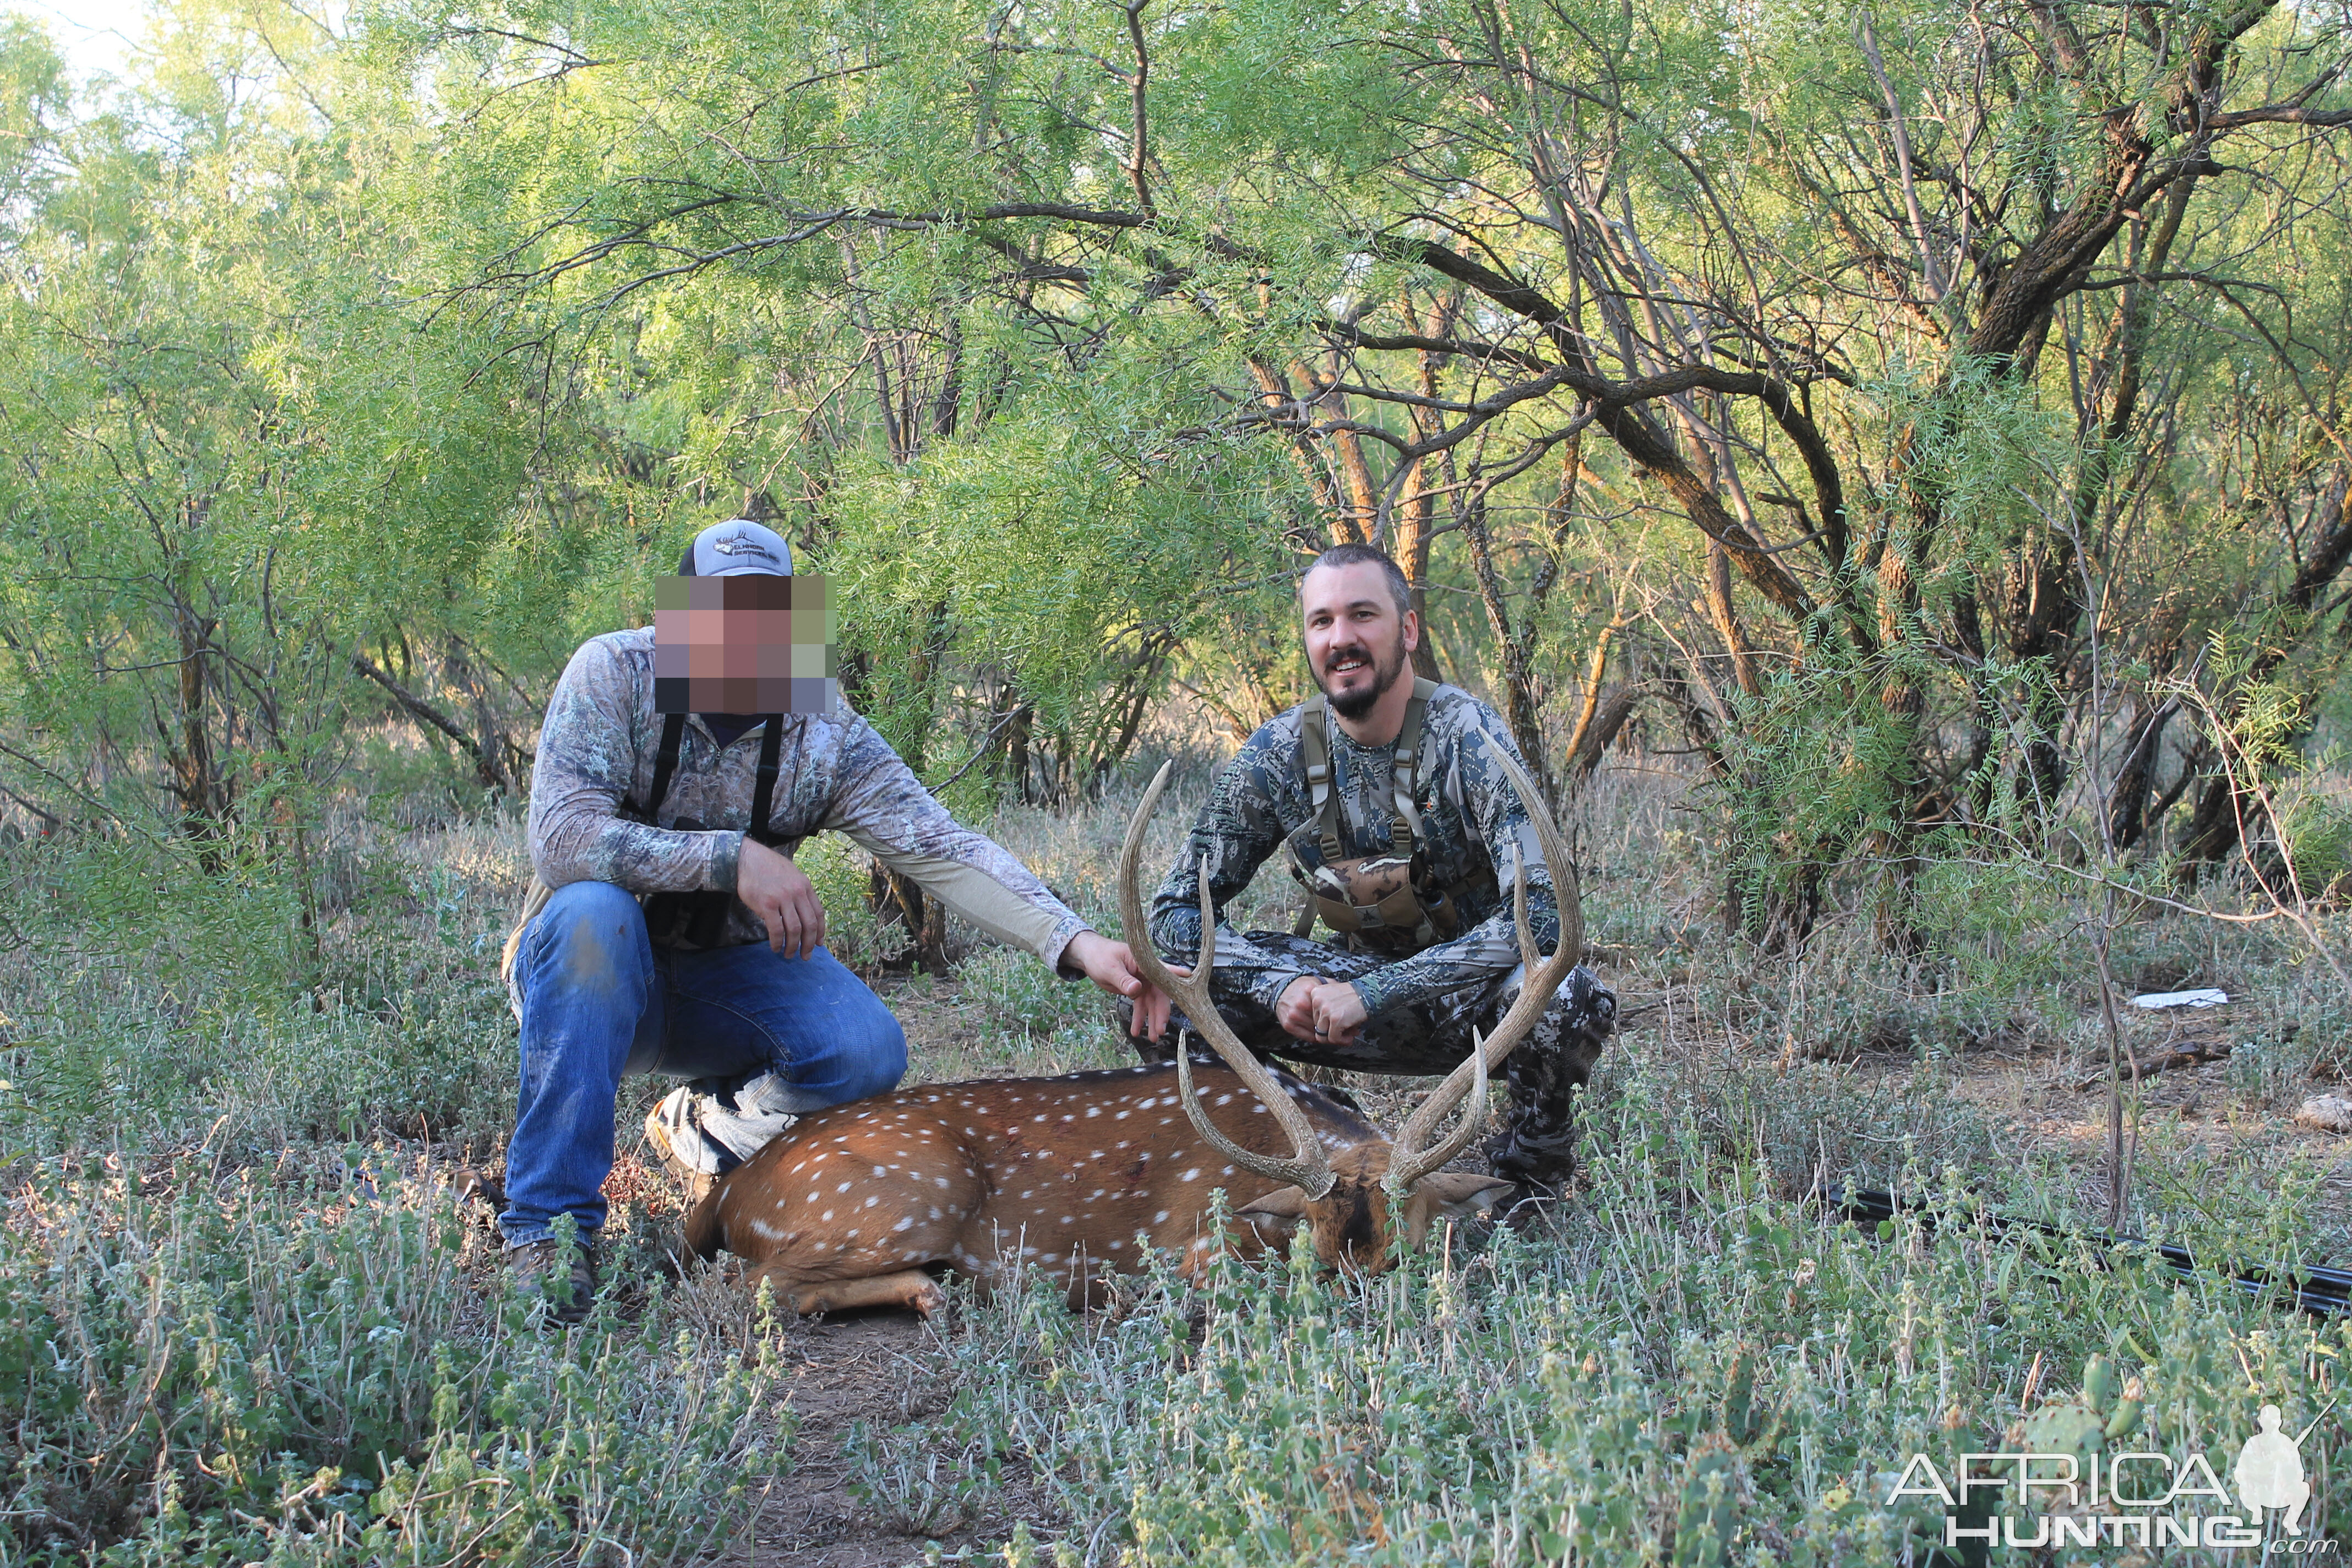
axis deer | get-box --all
[682,738,1579,1315]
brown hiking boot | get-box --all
[505,1237,600,1325]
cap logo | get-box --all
[711,532,779,563]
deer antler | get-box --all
[1385,734,1583,1193]
[1118,761,1337,1199]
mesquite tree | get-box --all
[8,0,2351,952]
[373,0,2352,935]
[0,11,543,894]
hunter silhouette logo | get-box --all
[1888,1393,2339,1552]
[2236,1403,2322,1535]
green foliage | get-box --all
[2270,782,2352,901]
[912,1069,2350,1564]
[0,823,520,1153]
[819,372,1298,765]
[845,1395,1002,1539]
[1708,640,1938,938]
[0,1162,780,1564]
[0,15,68,228]
[797,832,911,976]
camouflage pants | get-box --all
[1122,932,1616,1190]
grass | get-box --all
[3,742,2350,1564]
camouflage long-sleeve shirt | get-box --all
[1147,684,1564,1020]
[521,628,1087,965]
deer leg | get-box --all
[763,1266,945,1318]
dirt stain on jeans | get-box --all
[561,920,621,988]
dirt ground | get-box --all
[704,1310,943,1567]
[674,967,2352,1566]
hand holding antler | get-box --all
[1063,932,1175,1039]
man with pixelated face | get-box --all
[496,519,1173,1320]
[652,573,837,717]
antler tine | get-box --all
[1118,762,1336,1198]
[1387,736,1583,1191]
[1512,843,1538,974]
[1172,1030,1331,1194]
[1385,1026,1493,1189]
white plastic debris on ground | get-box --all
[2295,1094,2352,1134]
[2131,988,2229,1010]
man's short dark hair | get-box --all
[1305,543,1413,619]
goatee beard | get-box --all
[1321,634,1408,721]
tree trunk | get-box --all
[869,861,951,973]
[172,601,226,870]
[1565,686,1641,780]
[2179,464,2352,870]
[1460,492,1556,805]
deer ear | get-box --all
[1234,1187,1309,1245]
[1418,1173,1515,1222]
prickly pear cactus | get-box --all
[1673,1435,1739,1568]
[2017,1354,2144,1472]
[1723,1347,1761,1447]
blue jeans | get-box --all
[500,879,908,1247]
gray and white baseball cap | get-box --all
[680,519,793,577]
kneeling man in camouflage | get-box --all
[499,519,1167,1319]
[1135,543,1615,1218]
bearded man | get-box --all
[1133,543,1615,1215]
